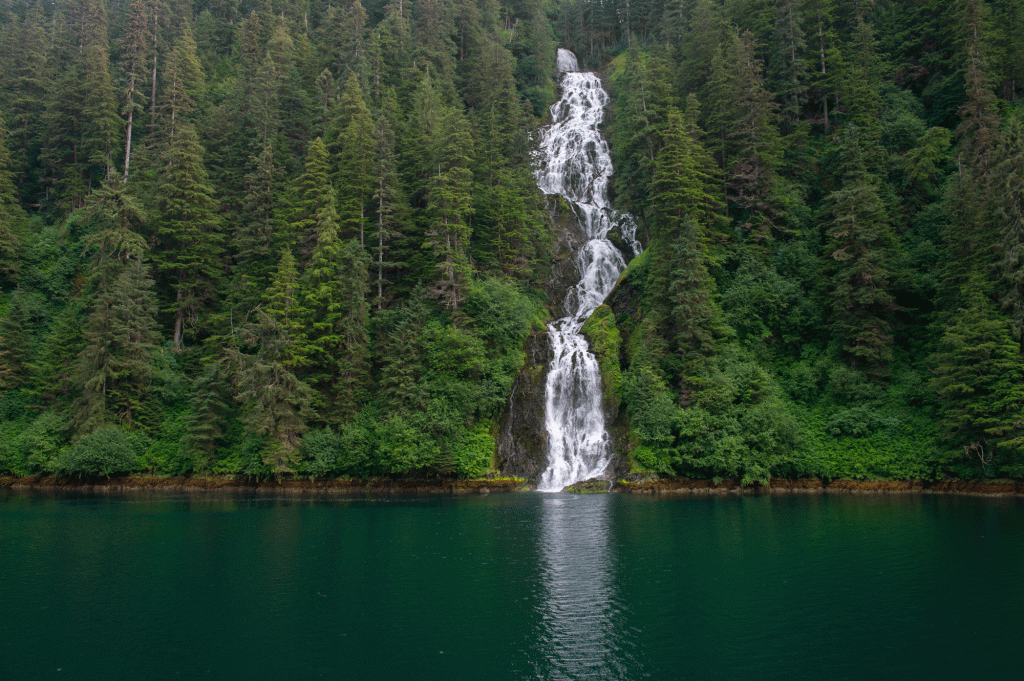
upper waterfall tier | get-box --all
[536,71,613,210]
[556,48,578,73]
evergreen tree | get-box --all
[6,1,49,199]
[370,98,408,308]
[73,181,156,434]
[0,118,23,278]
[120,0,150,184]
[153,123,223,348]
[424,104,474,311]
[770,0,808,126]
[993,118,1024,339]
[931,279,1024,475]
[183,361,234,471]
[0,291,36,388]
[651,103,722,239]
[823,125,896,374]
[226,308,316,472]
[331,74,376,245]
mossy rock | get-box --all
[565,477,613,493]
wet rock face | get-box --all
[543,197,591,319]
[495,333,552,482]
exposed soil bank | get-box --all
[616,477,1024,496]
[0,475,527,496]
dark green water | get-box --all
[2,491,1021,680]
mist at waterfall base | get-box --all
[3,491,1023,680]
[535,49,641,492]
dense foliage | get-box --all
[0,0,550,477]
[591,0,1024,481]
[0,0,1022,482]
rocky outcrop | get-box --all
[495,332,552,482]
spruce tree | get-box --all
[332,74,376,245]
[73,181,155,434]
[226,308,316,473]
[370,98,408,308]
[0,118,23,279]
[823,125,896,374]
[424,105,474,311]
[153,123,223,348]
[931,279,1024,475]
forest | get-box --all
[0,0,1021,483]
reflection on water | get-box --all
[533,494,643,680]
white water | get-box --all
[535,49,641,493]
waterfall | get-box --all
[535,49,641,493]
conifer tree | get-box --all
[288,137,336,263]
[264,248,305,369]
[931,279,1024,474]
[318,0,368,81]
[226,308,316,472]
[651,104,721,239]
[823,125,896,374]
[6,1,49,197]
[153,123,223,348]
[331,74,376,245]
[955,0,1001,175]
[73,181,156,434]
[770,0,808,125]
[424,105,474,311]
[184,361,233,471]
[993,118,1024,339]
[370,98,408,308]
[236,144,279,294]
[0,119,23,278]
[0,291,36,388]
[120,0,150,184]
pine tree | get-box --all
[931,279,1024,474]
[226,309,317,473]
[264,248,305,369]
[331,74,376,245]
[236,143,280,294]
[106,253,161,428]
[183,361,234,471]
[770,0,808,126]
[153,23,204,158]
[6,1,49,199]
[318,0,368,81]
[73,181,155,434]
[120,0,150,184]
[994,118,1024,339]
[424,105,474,311]
[288,137,336,263]
[370,98,408,308]
[955,0,1001,175]
[0,291,36,389]
[651,104,722,240]
[823,125,897,374]
[153,123,223,348]
[0,118,23,279]
[468,39,545,281]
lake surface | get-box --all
[2,490,1021,680]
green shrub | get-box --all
[451,423,494,478]
[826,404,901,437]
[54,427,140,477]
[10,411,67,474]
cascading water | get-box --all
[535,49,641,493]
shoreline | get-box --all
[615,477,1023,497]
[1,475,1021,497]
